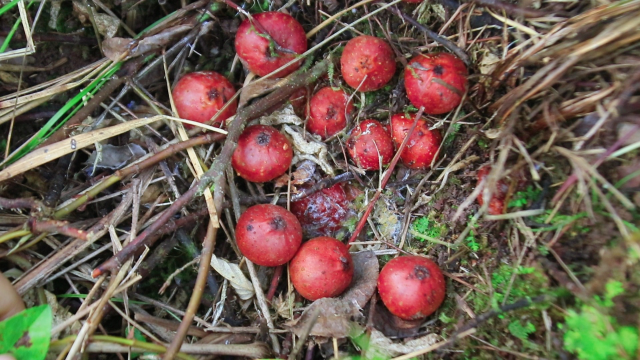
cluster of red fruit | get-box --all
[170,11,468,320]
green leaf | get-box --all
[0,305,52,360]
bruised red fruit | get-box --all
[378,256,446,320]
[340,36,396,92]
[404,53,468,115]
[306,87,354,139]
[172,71,237,128]
[290,237,354,300]
[346,120,394,170]
[232,125,293,183]
[291,183,352,237]
[390,113,442,169]
[476,165,508,215]
[235,12,307,78]
[235,204,302,266]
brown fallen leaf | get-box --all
[288,251,379,338]
[238,78,281,109]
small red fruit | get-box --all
[306,87,354,139]
[235,12,308,78]
[378,256,446,320]
[291,183,352,237]
[390,113,442,169]
[476,165,508,215]
[404,53,468,115]
[235,204,302,267]
[232,125,293,183]
[290,237,354,301]
[340,35,396,92]
[346,120,394,170]
[172,71,237,127]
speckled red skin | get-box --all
[346,120,395,170]
[235,204,302,266]
[172,71,237,128]
[291,183,352,237]
[340,36,396,92]
[476,165,508,215]
[404,53,468,115]
[390,114,442,169]
[306,87,354,139]
[235,12,307,78]
[231,125,293,183]
[290,237,354,301]
[378,256,446,320]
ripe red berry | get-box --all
[290,183,351,237]
[306,87,354,139]
[404,53,468,115]
[235,12,308,78]
[346,120,394,170]
[232,125,293,183]
[235,204,302,267]
[390,113,442,169]
[476,165,508,215]
[290,237,354,301]
[340,35,396,92]
[172,71,237,128]
[378,256,446,320]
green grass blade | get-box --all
[0,0,20,17]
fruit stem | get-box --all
[347,107,425,245]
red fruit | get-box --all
[235,12,308,78]
[172,71,237,128]
[378,256,446,320]
[476,165,508,215]
[340,36,396,92]
[290,237,354,300]
[232,125,293,182]
[390,113,442,169]
[404,53,468,115]
[235,204,302,266]
[346,120,395,170]
[306,87,354,139]
[291,183,352,237]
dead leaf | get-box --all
[239,78,281,109]
[210,255,255,300]
[282,125,334,175]
[273,160,316,188]
[365,329,439,359]
[102,24,193,61]
[288,251,379,338]
[258,105,304,127]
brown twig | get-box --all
[266,265,284,301]
[28,218,88,240]
[0,197,44,211]
[348,107,425,245]
[391,8,470,66]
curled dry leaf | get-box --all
[288,251,378,338]
[210,255,255,300]
[258,105,303,127]
[273,160,316,188]
[73,1,119,38]
[103,24,194,61]
[365,329,439,359]
[86,143,146,172]
[282,124,334,175]
[239,78,281,109]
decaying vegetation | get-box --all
[0,0,639,359]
